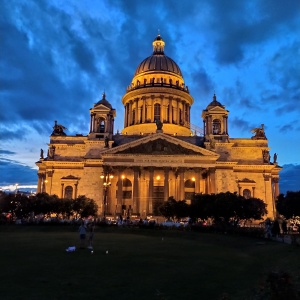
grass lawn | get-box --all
[0,225,299,300]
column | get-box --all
[168,97,172,123]
[164,168,169,200]
[226,116,228,134]
[179,168,185,200]
[135,98,139,124]
[194,168,201,193]
[264,174,275,219]
[117,170,123,214]
[133,167,139,213]
[89,114,93,133]
[61,183,64,198]
[74,183,78,199]
[160,96,164,121]
[142,97,146,123]
[128,101,132,125]
[209,168,216,193]
[124,104,128,127]
[223,116,226,134]
[177,99,180,124]
[148,168,154,213]
[204,170,209,194]
[273,178,279,199]
[37,174,43,193]
[207,116,212,134]
[252,187,255,198]
[150,95,155,122]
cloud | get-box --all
[0,158,37,186]
[0,150,16,155]
[280,164,300,194]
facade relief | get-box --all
[117,139,202,155]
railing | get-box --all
[126,82,190,94]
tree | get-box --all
[213,192,241,222]
[276,191,300,219]
[158,197,177,220]
[174,200,189,220]
[191,192,267,224]
[240,197,267,222]
[190,193,216,220]
[72,195,98,218]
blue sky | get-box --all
[0,0,299,194]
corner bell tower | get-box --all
[202,94,229,141]
[88,93,116,140]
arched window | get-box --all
[213,119,221,134]
[243,189,251,199]
[154,103,161,122]
[99,120,105,133]
[65,186,73,199]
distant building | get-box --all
[36,34,281,219]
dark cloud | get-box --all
[210,0,300,64]
[0,150,16,155]
[278,119,300,133]
[0,158,37,186]
[280,164,300,194]
[230,117,252,132]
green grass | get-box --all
[0,225,299,300]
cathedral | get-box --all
[36,34,281,219]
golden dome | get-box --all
[134,35,182,77]
[122,34,193,136]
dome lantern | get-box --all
[152,34,165,54]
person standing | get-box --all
[79,220,87,249]
[88,220,95,250]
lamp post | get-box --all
[100,171,114,219]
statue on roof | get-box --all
[104,136,109,148]
[262,149,270,163]
[273,153,278,164]
[155,119,163,131]
[47,145,56,159]
[51,120,67,136]
[251,124,266,140]
[40,149,44,159]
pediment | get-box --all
[102,133,218,157]
[91,104,111,112]
[118,138,200,155]
[208,106,228,113]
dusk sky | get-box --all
[1,0,299,194]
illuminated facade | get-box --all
[36,34,281,219]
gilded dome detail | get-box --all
[134,34,183,77]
